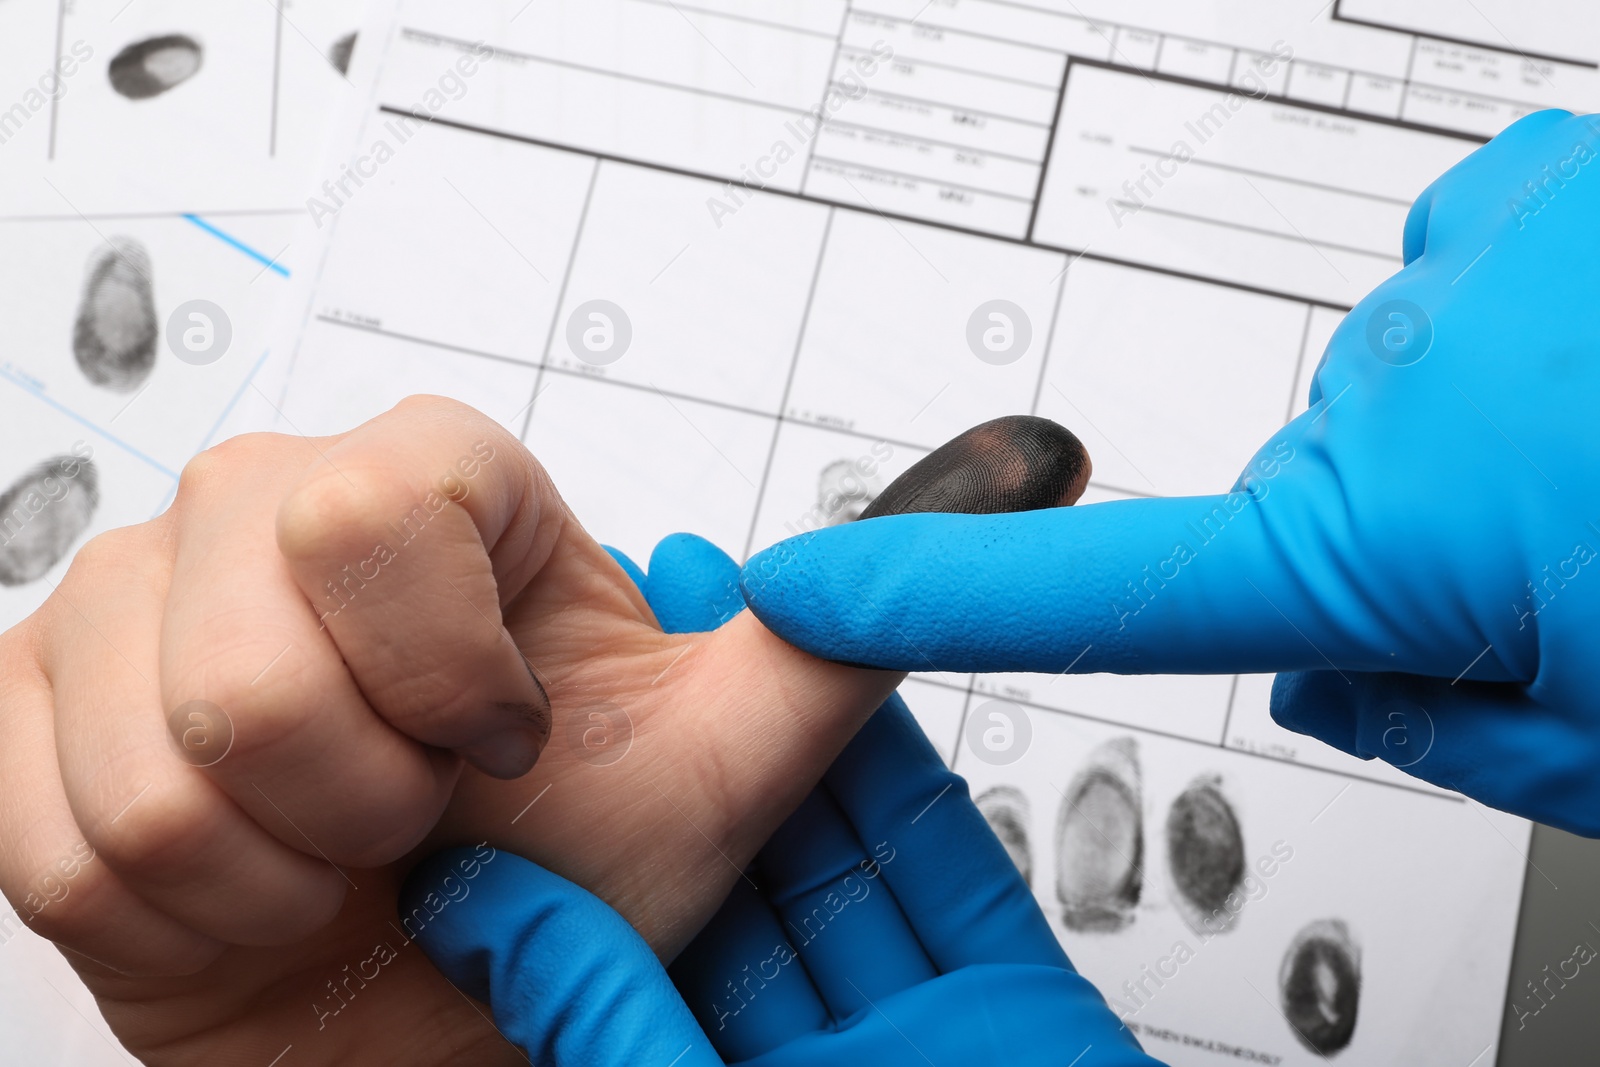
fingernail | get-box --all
[464,659,553,780]
[462,714,549,780]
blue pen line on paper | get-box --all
[0,365,180,481]
[183,214,291,277]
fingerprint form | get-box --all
[0,457,99,587]
[109,35,203,100]
[74,237,158,393]
[329,32,358,75]
[1166,775,1245,933]
[975,785,1033,886]
[1055,736,1142,932]
[1279,919,1361,1056]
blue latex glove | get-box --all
[740,108,1600,837]
[404,533,1162,1066]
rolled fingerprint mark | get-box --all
[1166,775,1245,934]
[108,35,203,99]
[1055,736,1142,932]
[818,458,884,526]
[0,457,99,587]
[74,237,158,393]
[975,785,1033,886]
[1279,919,1361,1056]
[329,32,358,75]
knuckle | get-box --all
[63,526,143,579]
[85,781,209,880]
[17,859,109,946]
[160,624,317,767]
[176,436,251,498]
[393,393,479,424]
[174,433,296,512]
[275,470,393,566]
[18,894,76,947]
[202,679,310,761]
[51,526,163,614]
[338,796,444,870]
[0,619,43,683]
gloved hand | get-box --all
[403,532,1163,1066]
[739,108,1600,837]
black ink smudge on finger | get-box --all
[861,414,1090,519]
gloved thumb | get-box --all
[401,846,722,1066]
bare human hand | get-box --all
[0,396,900,1064]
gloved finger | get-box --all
[1401,182,1435,265]
[742,458,1392,677]
[1271,668,1600,837]
[402,846,721,1067]
[823,694,1070,972]
[1401,108,1573,267]
[670,880,831,1063]
[754,785,935,1021]
[741,411,1348,675]
[735,413,1165,676]
[602,545,648,593]
[738,965,1163,1067]
[643,534,746,634]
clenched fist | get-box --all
[0,395,899,1064]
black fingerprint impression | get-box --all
[1056,736,1142,932]
[329,32,358,75]
[73,237,157,393]
[1166,775,1245,932]
[109,35,203,99]
[976,785,1033,886]
[1280,919,1361,1056]
[0,457,99,587]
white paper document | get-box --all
[256,2,1600,1063]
